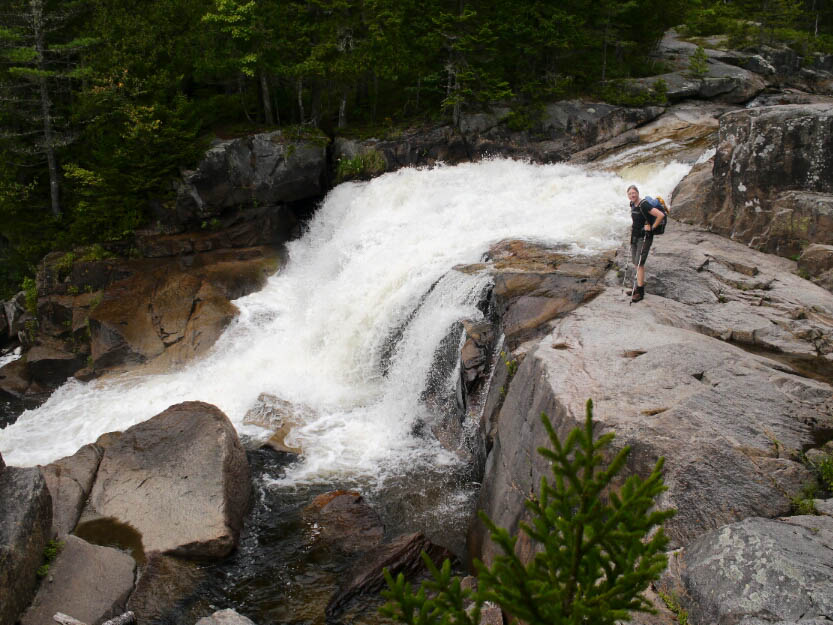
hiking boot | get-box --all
[631,285,644,303]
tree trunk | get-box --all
[32,0,60,217]
[310,80,321,127]
[239,74,254,123]
[338,90,347,129]
[259,71,274,125]
[296,76,305,124]
[453,72,461,128]
[372,73,378,123]
[601,10,610,83]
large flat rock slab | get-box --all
[0,466,52,625]
[88,401,250,558]
[20,535,135,625]
[472,223,833,561]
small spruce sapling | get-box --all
[381,399,675,625]
[688,46,709,79]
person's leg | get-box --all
[632,237,652,302]
[637,236,652,286]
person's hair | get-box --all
[627,184,639,194]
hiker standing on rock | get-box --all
[627,184,665,303]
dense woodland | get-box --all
[1,0,832,297]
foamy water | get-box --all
[0,347,21,369]
[0,157,691,479]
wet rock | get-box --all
[326,532,454,619]
[195,609,257,625]
[303,490,384,554]
[473,240,611,349]
[20,535,136,625]
[88,401,250,558]
[0,466,52,625]
[333,102,664,171]
[243,393,313,455]
[150,282,238,370]
[4,292,27,338]
[88,248,278,372]
[572,102,727,167]
[172,131,327,229]
[41,444,103,537]
[127,553,205,624]
[0,307,7,347]
[25,344,84,387]
[0,357,31,399]
[29,246,280,382]
[73,367,98,382]
[471,223,833,565]
[679,516,833,625]
[461,319,495,386]
[136,206,298,258]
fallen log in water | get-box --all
[54,611,135,625]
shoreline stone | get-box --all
[87,401,250,558]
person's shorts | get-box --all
[630,234,653,266]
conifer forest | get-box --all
[1,0,832,296]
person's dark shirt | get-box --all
[630,199,654,238]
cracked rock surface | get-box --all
[472,221,833,590]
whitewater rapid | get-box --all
[0,158,691,480]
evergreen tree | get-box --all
[0,0,94,217]
[381,399,674,625]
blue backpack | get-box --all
[642,196,669,235]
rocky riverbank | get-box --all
[2,28,833,625]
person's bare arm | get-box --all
[644,207,665,231]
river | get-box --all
[0,155,693,624]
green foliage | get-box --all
[0,0,831,297]
[500,350,519,378]
[817,456,833,492]
[381,399,674,625]
[78,244,114,262]
[792,449,833,514]
[36,539,64,579]
[792,482,819,514]
[688,46,710,79]
[62,94,205,243]
[682,0,833,52]
[599,80,668,107]
[336,150,387,182]
[658,590,689,625]
[56,252,76,279]
[22,277,37,315]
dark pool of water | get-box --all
[162,446,479,625]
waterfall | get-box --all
[0,157,691,483]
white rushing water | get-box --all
[0,347,21,369]
[0,157,691,480]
